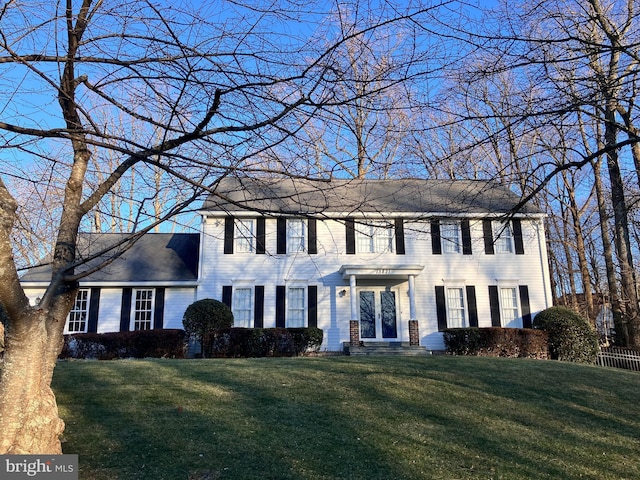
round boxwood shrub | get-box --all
[533,306,599,363]
[183,298,234,357]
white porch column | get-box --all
[349,274,358,320]
[408,274,417,321]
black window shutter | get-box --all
[224,216,234,254]
[222,285,232,309]
[153,287,165,329]
[276,285,286,328]
[308,218,317,254]
[120,288,132,332]
[345,218,356,255]
[483,219,495,255]
[395,218,405,255]
[466,286,478,327]
[519,285,532,328]
[307,285,318,328]
[513,219,525,255]
[254,286,265,328]
[435,286,447,331]
[431,220,442,255]
[256,217,266,254]
[88,288,101,333]
[462,220,472,255]
[277,217,287,254]
[488,286,501,327]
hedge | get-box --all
[60,329,186,360]
[443,327,548,359]
[533,306,600,363]
[204,327,324,357]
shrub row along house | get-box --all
[20,177,552,353]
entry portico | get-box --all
[339,264,424,345]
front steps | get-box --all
[343,341,429,356]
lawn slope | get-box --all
[52,356,640,480]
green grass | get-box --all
[51,356,640,480]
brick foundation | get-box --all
[409,320,420,346]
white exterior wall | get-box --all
[23,285,196,334]
[163,288,198,329]
[198,215,552,352]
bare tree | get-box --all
[0,0,445,453]
[437,0,640,345]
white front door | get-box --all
[358,288,399,340]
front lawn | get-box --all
[52,356,640,479]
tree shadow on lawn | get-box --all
[55,359,411,480]
[53,357,640,480]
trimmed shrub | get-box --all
[183,299,234,357]
[60,329,186,359]
[205,327,324,358]
[443,327,548,359]
[533,306,599,363]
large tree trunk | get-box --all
[0,298,73,453]
[0,315,64,454]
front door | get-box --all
[359,289,398,340]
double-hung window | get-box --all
[287,219,306,253]
[235,219,255,253]
[287,287,306,327]
[446,287,466,328]
[494,222,514,253]
[356,221,393,254]
[132,289,154,331]
[499,287,520,327]
[441,221,461,253]
[233,287,253,328]
[66,289,90,333]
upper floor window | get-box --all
[132,289,154,331]
[441,221,461,254]
[356,221,394,254]
[66,289,90,334]
[233,287,253,328]
[235,219,255,253]
[494,222,513,253]
[287,219,306,253]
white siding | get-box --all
[200,215,551,352]
[163,288,197,329]
[96,288,123,333]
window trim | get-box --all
[130,288,155,331]
[498,285,522,328]
[65,288,90,334]
[287,218,307,253]
[354,220,394,254]
[445,286,467,328]
[493,221,514,254]
[286,285,307,328]
[232,286,254,328]
[235,218,255,253]
[440,221,461,254]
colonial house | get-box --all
[20,177,552,353]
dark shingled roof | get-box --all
[21,233,199,283]
[202,177,542,216]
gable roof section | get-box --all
[202,177,542,216]
[21,232,200,284]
